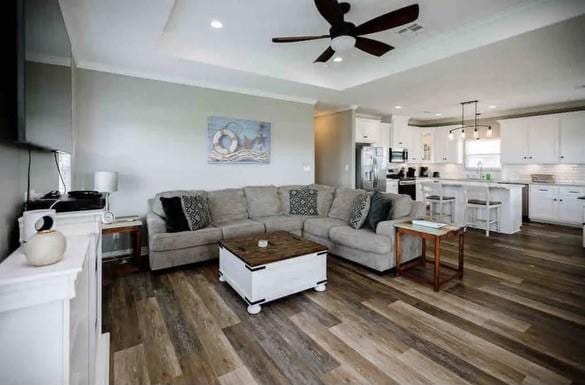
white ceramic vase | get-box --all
[24,229,67,266]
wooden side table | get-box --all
[102,219,145,270]
[395,222,465,291]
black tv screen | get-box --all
[0,0,72,152]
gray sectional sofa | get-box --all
[146,184,425,272]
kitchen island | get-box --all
[418,179,525,234]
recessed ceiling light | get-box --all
[210,20,223,29]
[333,57,343,63]
[394,105,402,109]
[488,105,497,109]
[435,113,442,116]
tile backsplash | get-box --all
[434,164,585,184]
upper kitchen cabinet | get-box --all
[355,117,383,147]
[434,126,462,164]
[559,111,585,163]
[500,111,585,164]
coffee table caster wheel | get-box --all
[314,284,326,292]
[219,275,226,282]
[247,304,261,315]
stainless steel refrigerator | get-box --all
[356,145,386,191]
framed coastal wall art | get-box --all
[207,116,271,164]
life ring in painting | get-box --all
[212,128,238,155]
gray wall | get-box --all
[73,70,316,254]
[0,142,58,261]
[314,110,355,188]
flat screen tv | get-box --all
[0,0,72,153]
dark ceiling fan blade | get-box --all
[314,0,343,26]
[272,35,330,43]
[355,37,394,57]
[314,46,335,63]
[355,4,419,35]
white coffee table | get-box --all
[218,231,328,314]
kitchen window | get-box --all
[465,138,501,169]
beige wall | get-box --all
[314,110,355,188]
[73,69,316,217]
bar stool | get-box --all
[422,182,456,223]
[464,185,502,237]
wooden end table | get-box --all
[395,222,465,291]
[102,219,145,271]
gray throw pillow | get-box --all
[289,189,319,216]
[181,195,211,231]
[349,193,371,229]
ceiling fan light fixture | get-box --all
[331,35,356,51]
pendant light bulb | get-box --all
[448,131,454,141]
[486,127,493,137]
[473,128,479,139]
[460,129,465,139]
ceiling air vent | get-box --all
[397,23,424,35]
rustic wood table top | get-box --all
[219,231,327,267]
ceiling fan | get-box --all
[272,0,420,63]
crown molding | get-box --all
[76,60,318,106]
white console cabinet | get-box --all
[0,211,109,385]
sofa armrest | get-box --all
[376,217,412,240]
[409,201,425,220]
[146,211,167,239]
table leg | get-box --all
[395,229,401,277]
[458,232,464,279]
[434,237,440,292]
[421,238,426,267]
[133,229,143,270]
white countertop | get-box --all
[419,178,525,189]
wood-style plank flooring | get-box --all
[103,222,585,385]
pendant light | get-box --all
[486,126,493,137]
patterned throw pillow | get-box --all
[349,192,371,229]
[289,189,319,216]
[181,195,211,231]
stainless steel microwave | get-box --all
[389,148,408,163]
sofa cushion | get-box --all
[328,188,366,221]
[254,215,303,234]
[366,191,394,231]
[208,188,249,223]
[303,217,347,238]
[159,196,190,233]
[329,226,392,254]
[289,188,319,216]
[152,190,207,218]
[214,219,265,240]
[349,192,371,229]
[244,186,282,218]
[182,195,211,231]
[150,227,222,252]
[387,193,413,219]
[278,185,305,214]
[309,184,336,216]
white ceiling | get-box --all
[60,0,585,120]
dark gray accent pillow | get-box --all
[289,188,319,216]
[366,191,394,231]
[160,197,190,233]
[349,193,371,229]
[181,195,211,231]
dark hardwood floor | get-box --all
[103,222,585,385]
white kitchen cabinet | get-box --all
[500,112,585,164]
[529,184,585,226]
[559,111,585,164]
[355,117,383,146]
[434,126,462,164]
[527,115,559,163]
[406,126,422,162]
[386,179,399,194]
[500,119,529,164]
